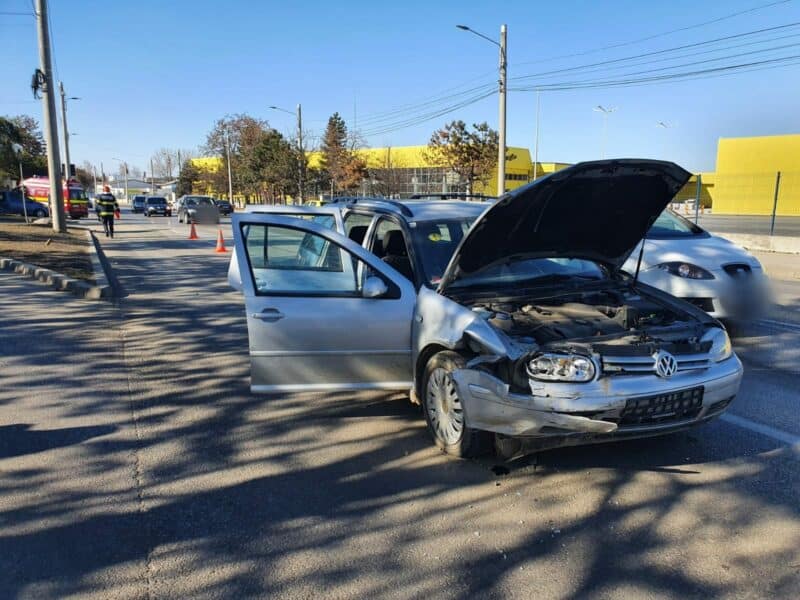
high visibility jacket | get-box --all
[96,195,118,217]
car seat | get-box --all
[381,230,414,281]
[348,225,368,245]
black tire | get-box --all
[34,209,46,218]
[422,351,492,458]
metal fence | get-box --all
[672,171,800,238]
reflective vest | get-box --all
[97,196,117,217]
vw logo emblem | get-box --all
[654,351,677,378]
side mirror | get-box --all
[363,276,388,298]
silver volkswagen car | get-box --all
[230,160,743,458]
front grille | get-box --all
[723,263,752,278]
[619,387,704,425]
[682,297,715,312]
[603,352,711,375]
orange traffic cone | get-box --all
[215,229,228,253]
[188,223,199,240]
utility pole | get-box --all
[456,23,507,196]
[225,131,234,205]
[58,82,71,179]
[497,24,507,196]
[150,157,155,194]
[114,158,129,201]
[533,90,540,181]
[297,103,304,204]
[35,0,66,233]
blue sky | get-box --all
[2,0,799,174]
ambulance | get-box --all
[22,175,89,220]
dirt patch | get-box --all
[0,216,94,282]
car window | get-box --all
[68,189,86,200]
[243,223,363,295]
[647,209,704,238]
[410,218,473,285]
[371,218,403,258]
[343,212,373,237]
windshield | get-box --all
[187,196,213,206]
[410,218,473,285]
[147,197,167,205]
[647,209,705,238]
[68,189,87,200]
[448,257,606,290]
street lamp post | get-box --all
[657,121,673,158]
[269,104,305,204]
[224,130,234,205]
[593,105,617,159]
[533,90,541,181]
[457,24,508,196]
[58,83,79,179]
[11,143,29,223]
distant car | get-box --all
[176,195,220,224]
[0,189,49,219]
[132,195,147,213]
[622,209,769,320]
[144,196,171,217]
[214,198,233,215]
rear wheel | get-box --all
[34,209,46,218]
[422,351,491,458]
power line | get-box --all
[512,21,800,81]
[515,0,794,66]
[518,40,800,89]
[510,53,800,92]
[355,76,497,126]
[361,90,496,137]
[514,31,800,83]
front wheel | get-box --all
[422,351,491,458]
[34,209,46,218]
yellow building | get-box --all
[709,134,800,216]
[307,145,569,197]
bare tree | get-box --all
[150,148,181,179]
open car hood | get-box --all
[438,159,691,292]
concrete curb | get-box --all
[718,233,800,254]
[0,240,113,301]
[85,230,113,298]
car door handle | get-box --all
[251,308,285,322]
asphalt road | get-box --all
[1,209,799,599]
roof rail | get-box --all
[408,193,496,201]
[326,196,413,217]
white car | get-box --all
[622,210,769,320]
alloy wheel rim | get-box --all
[426,367,464,445]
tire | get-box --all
[34,209,46,218]
[422,351,492,458]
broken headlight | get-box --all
[526,353,596,382]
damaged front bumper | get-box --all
[452,355,743,448]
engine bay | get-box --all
[468,287,698,345]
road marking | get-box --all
[756,318,800,333]
[721,413,800,454]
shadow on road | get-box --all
[0,424,117,459]
[0,224,798,598]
